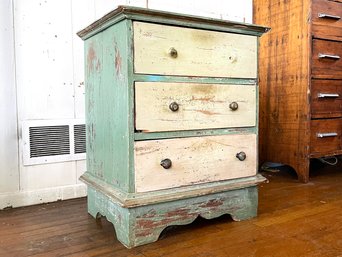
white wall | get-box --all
[0,0,19,194]
[0,0,253,209]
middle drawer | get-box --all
[312,39,342,79]
[135,82,256,132]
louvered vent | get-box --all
[29,125,70,158]
[74,124,86,154]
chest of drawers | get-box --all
[78,6,268,248]
[254,0,342,182]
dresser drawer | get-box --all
[312,0,342,41]
[311,80,342,118]
[310,119,342,156]
[135,82,256,132]
[133,22,257,78]
[134,134,257,192]
[312,39,342,79]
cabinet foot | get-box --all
[87,185,259,248]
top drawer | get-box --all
[133,22,257,78]
[312,0,342,41]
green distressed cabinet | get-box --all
[78,6,269,248]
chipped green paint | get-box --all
[87,185,258,248]
[135,127,257,141]
[134,74,257,85]
[84,20,134,192]
[79,5,268,249]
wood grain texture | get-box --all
[135,82,256,132]
[311,79,342,118]
[312,0,342,41]
[312,39,342,79]
[134,134,256,192]
[133,21,257,78]
[77,5,269,40]
[2,164,342,256]
[84,20,134,192]
[87,185,258,248]
[82,172,265,208]
[254,0,311,182]
[80,6,265,249]
[310,118,342,156]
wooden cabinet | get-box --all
[78,6,268,248]
[254,0,342,182]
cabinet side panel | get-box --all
[85,20,131,191]
[254,0,310,178]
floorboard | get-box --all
[0,160,341,257]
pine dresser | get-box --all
[77,6,269,248]
[254,0,342,183]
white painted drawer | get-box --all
[135,82,256,132]
[133,22,257,78]
[134,134,257,192]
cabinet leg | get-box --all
[291,161,310,183]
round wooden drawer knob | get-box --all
[169,102,179,112]
[236,152,246,161]
[168,47,178,58]
[160,158,172,169]
[229,102,239,111]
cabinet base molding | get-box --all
[87,184,260,248]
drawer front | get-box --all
[310,119,342,155]
[312,39,342,79]
[134,134,257,192]
[312,0,342,41]
[311,80,342,118]
[135,82,256,132]
[133,22,257,78]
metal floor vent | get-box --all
[23,119,86,165]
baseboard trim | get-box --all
[0,184,87,209]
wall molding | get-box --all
[0,184,87,209]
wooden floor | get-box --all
[1,161,342,257]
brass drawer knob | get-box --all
[160,158,172,169]
[168,47,178,58]
[229,102,239,111]
[236,152,246,161]
[169,102,179,112]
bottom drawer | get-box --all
[134,134,257,192]
[310,119,342,156]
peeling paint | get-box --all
[115,46,122,76]
[87,44,96,74]
[195,109,220,115]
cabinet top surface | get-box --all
[77,5,269,39]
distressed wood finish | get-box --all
[312,0,342,41]
[79,6,268,248]
[312,39,342,79]
[87,184,258,248]
[84,20,134,192]
[134,134,257,192]
[133,22,258,78]
[3,163,342,256]
[254,0,342,182]
[311,80,342,118]
[135,82,256,132]
[310,119,342,156]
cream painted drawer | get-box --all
[133,22,257,78]
[135,82,256,132]
[134,134,257,192]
